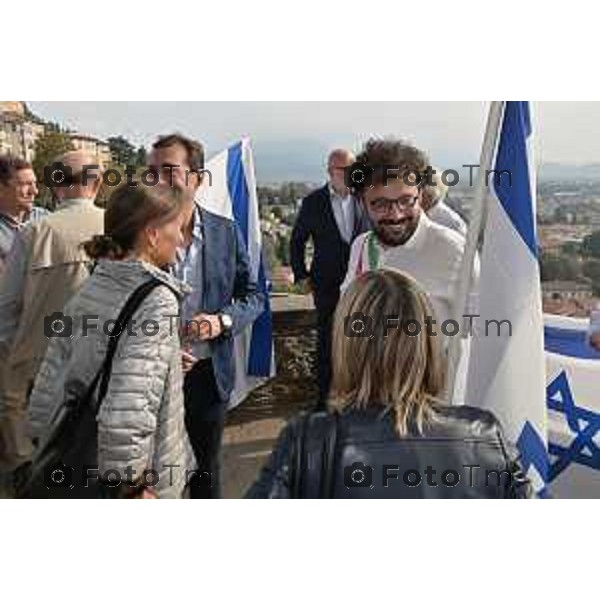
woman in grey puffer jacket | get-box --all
[28,185,193,498]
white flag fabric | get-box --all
[544,314,600,498]
[465,102,549,494]
[197,139,276,409]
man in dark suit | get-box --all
[290,149,371,409]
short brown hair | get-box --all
[0,155,33,186]
[84,185,183,260]
[330,269,445,435]
[354,138,429,195]
[152,133,205,172]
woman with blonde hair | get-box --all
[247,269,532,498]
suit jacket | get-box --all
[290,185,370,299]
[187,207,265,402]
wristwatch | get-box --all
[218,313,233,335]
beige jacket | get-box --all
[0,198,104,467]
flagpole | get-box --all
[445,101,505,403]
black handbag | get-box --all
[19,278,168,499]
[291,411,339,498]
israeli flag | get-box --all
[465,102,549,494]
[198,138,276,409]
[544,314,600,498]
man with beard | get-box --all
[341,138,479,342]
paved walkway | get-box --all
[0,384,314,500]
[222,380,315,498]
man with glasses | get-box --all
[290,149,371,409]
[342,138,479,335]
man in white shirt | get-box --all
[342,138,479,352]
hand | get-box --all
[181,348,198,373]
[187,313,222,341]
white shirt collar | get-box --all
[328,183,351,202]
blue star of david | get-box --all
[546,370,600,482]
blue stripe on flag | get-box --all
[227,142,249,241]
[226,142,274,377]
[493,101,538,258]
[544,326,600,360]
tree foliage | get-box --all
[32,129,75,205]
[582,230,600,259]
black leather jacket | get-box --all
[246,405,533,499]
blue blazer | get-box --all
[193,207,265,402]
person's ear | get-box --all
[146,226,160,250]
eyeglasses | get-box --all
[369,195,419,214]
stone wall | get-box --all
[227,294,318,426]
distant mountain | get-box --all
[250,137,472,185]
[240,137,600,186]
[539,163,600,181]
[251,138,331,184]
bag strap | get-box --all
[91,277,167,414]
